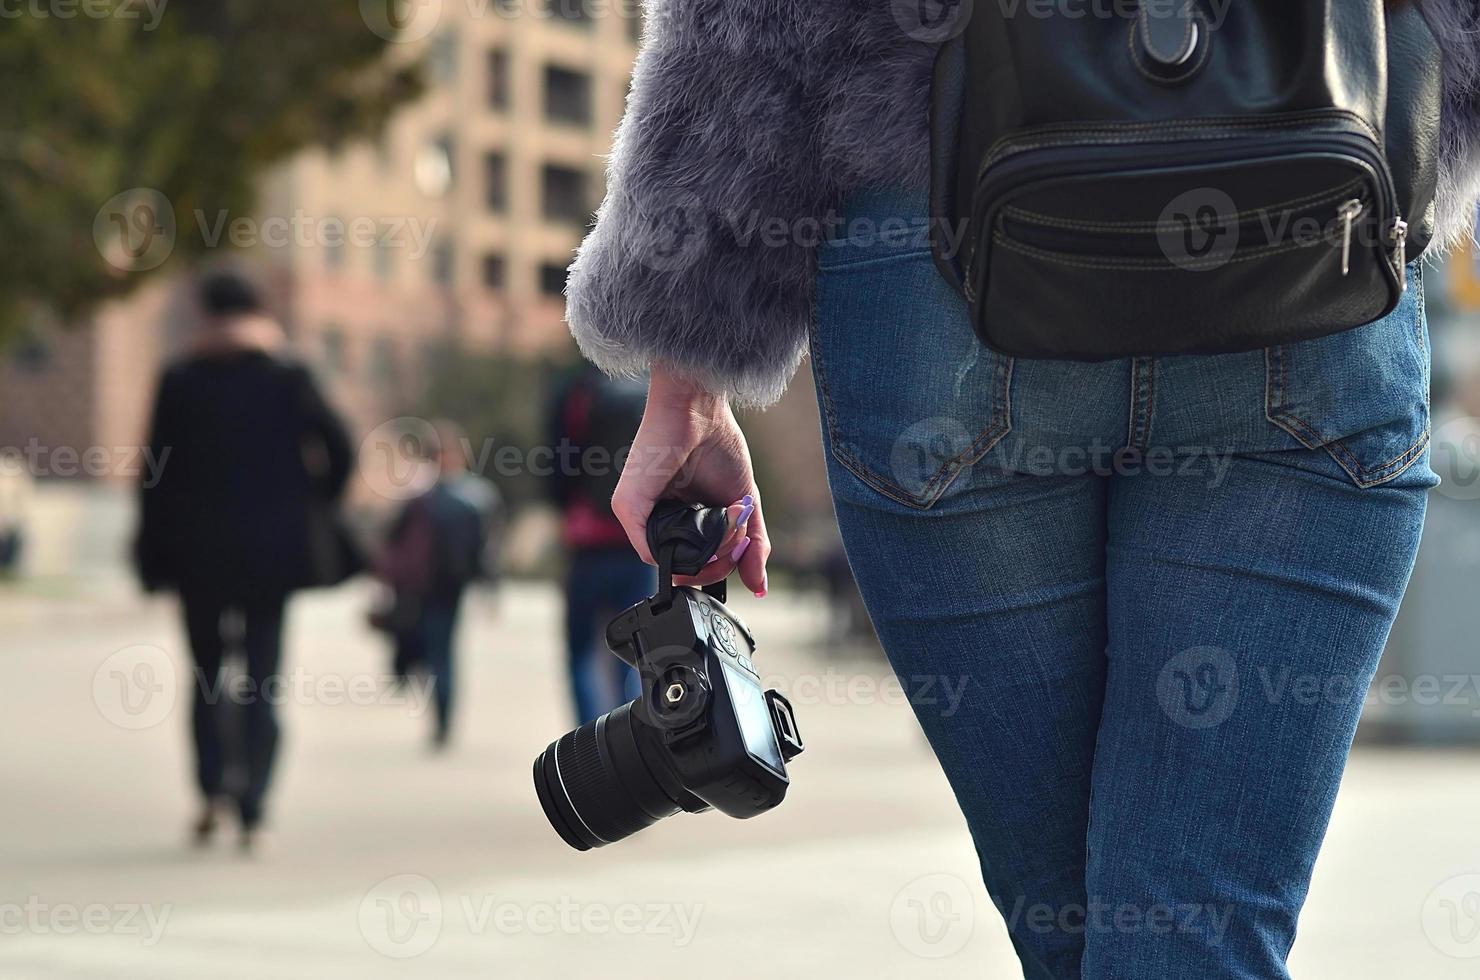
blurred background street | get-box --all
[1,576,1479,979]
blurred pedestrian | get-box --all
[0,448,31,577]
[373,420,499,749]
[134,271,358,852]
[546,365,656,724]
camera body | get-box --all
[605,583,802,817]
[534,501,804,851]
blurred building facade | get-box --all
[0,3,641,461]
[264,3,642,430]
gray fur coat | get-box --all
[566,0,1480,407]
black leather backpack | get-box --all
[930,0,1443,359]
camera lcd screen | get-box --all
[722,661,785,773]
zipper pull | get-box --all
[1391,218,1409,292]
[1336,199,1362,277]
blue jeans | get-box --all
[564,547,656,723]
[810,189,1435,978]
[419,591,463,743]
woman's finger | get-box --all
[610,429,688,566]
[610,485,656,566]
[672,496,753,588]
[711,496,754,559]
[735,488,770,597]
[673,561,733,588]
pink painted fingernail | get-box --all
[755,573,768,598]
[735,495,755,526]
[730,537,751,563]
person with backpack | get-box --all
[375,420,500,749]
[546,364,661,723]
[135,271,356,852]
[562,3,1480,976]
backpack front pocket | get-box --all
[956,113,1409,359]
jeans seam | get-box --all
[1127,357,1156,450]
[1140,359,1156,449]
[816,249,931,273]
[1415,263,1427,351]
[1126,362,1139,449]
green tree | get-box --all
[0,0,421,338]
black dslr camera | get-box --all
[534,500,804,850]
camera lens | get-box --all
[533,701,685,850]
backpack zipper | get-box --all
[1337,198,1362,276]
[1392,218,1409,290]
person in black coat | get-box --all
[135,272,356,851]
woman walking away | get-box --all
[565,2,1480,976]
[135,271,355,853]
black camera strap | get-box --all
[647,500,730,607]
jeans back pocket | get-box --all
[811,230,1012,509]
[1265,265,1431,488]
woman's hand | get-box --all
[611,365,770,597]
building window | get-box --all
[484,153,508,213]
[547,0,593,28]
[428,31,459,83]
[488,49,510,110]
[369,335,400,387]
[435,134,456,184]
[324,217,346,271]
[481,254,507,290]
[544,65,592,126]
[431,240,455,285]
[414,136,454,198]
[538,261,570,298]
[421,339,454,381]
[374,240,394,282]
[321,327,348,375]
[541,164,589,225]
[10,333,51,374]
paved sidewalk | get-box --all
[0,582,1477,978]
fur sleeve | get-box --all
[565,1,840,408]
[1421,0,1480,252]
